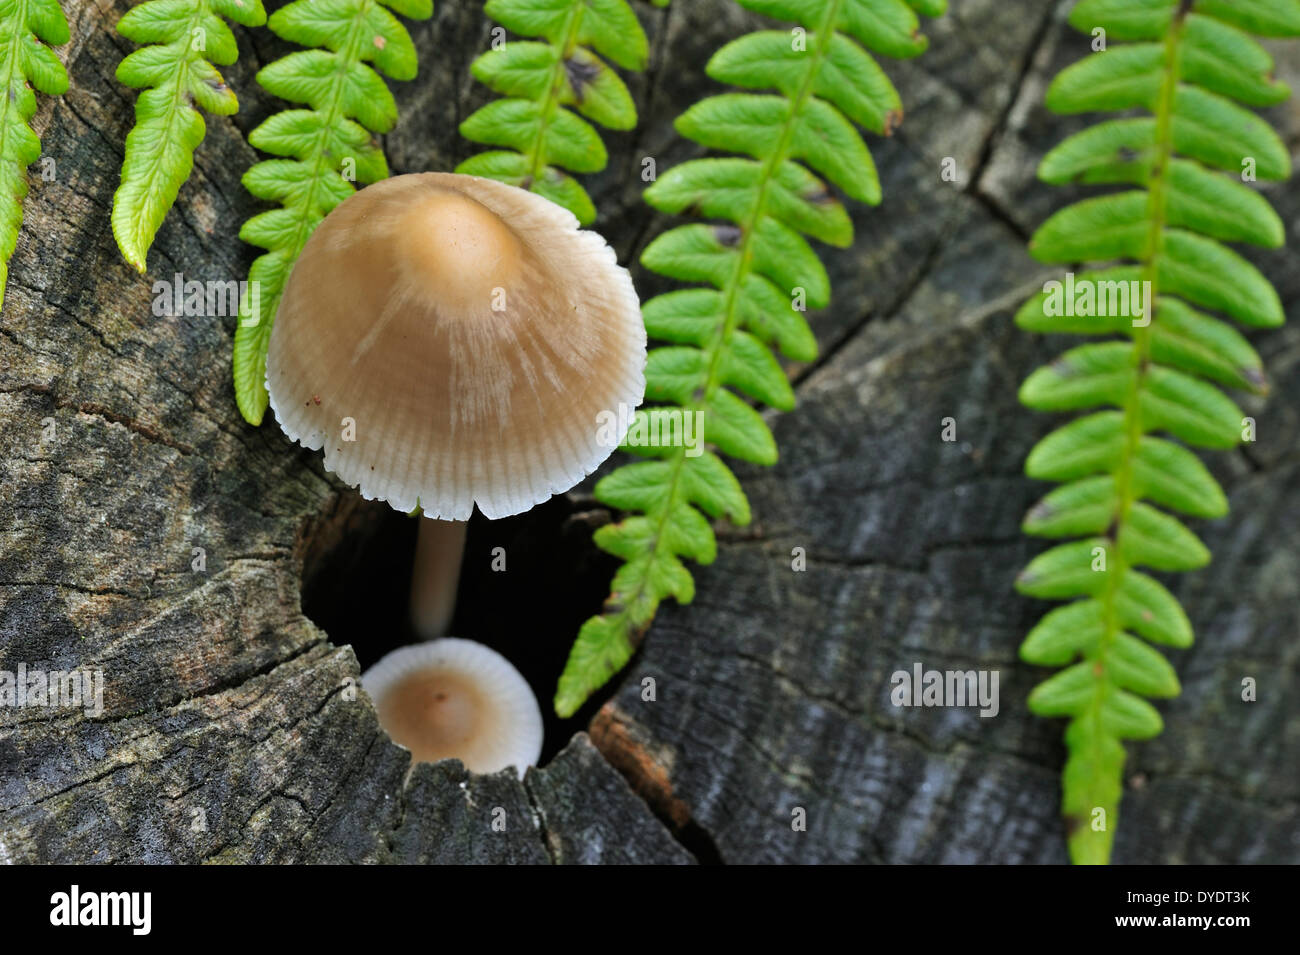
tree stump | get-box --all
[1,0,1296,864]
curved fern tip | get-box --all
[236,393,266,427]
[112,0,269,267]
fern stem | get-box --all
[523,1,586,186]
[709,4,841,387]
[1082,6,1189,866]
[1021,0,1297,866]
[614,0,845,633]
[461,0,645,225]
[235,0,401,424]
[279,3,374,263]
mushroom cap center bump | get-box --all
[375,668,492,767]
[397,191,524,314]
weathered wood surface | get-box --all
[0,0,1296,863]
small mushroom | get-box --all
[361,638,543,777]
[266,172,646,637]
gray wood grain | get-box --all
[0,0,1295,864]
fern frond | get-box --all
[0,0,68,309]
[232,0,433,425]
[1015,0,1298,864]
[555,0,947,717]
[457,0,650,225]
[113,0,267,272]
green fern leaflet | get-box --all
[458,0,649,225]
[555,0,947,717]
[1015,0,1299,864]
[0,0,69,310]
[232,0,433,426]
[113,0,267,272]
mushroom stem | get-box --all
[409,517,468,639]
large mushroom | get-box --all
[266,173,646,638]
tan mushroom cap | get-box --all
[362,639,543,778]
[266,172,646,520]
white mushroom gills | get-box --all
[264,172,646,637]
[361,639,544,778]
